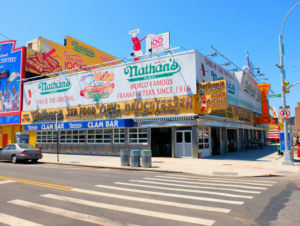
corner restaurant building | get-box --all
[22,50,268,158]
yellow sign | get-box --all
[21,96,196,123]
[26,36,118,76]
[210,105,254,124]
[196,80,227,114]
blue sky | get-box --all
[1,0,299,116]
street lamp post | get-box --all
[279,2,300,165]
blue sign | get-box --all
[24,119,132,131]
[280,132,291,150]
[0,41,22,113]
[0,115,20,125]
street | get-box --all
[0,161,299,226]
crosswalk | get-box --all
[1,173,277,226]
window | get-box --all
[114,128,125,144]
[198,126,210,149]
[36,131,57,143]
[18,144,36,149]
[87,129,112,144]
[28,43,32,49]
[60,130,85,143]
[128,128,148,144]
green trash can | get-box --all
[141,150,152,168]
[277,146,283,155]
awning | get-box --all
[132,114,198,122]
[24,119,132,131]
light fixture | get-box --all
[220,62,230,66]
[206,52,217,57]
[130,52,135,57]
[229,68,237,72]
[254,67,260,70]
[148,48,152,53]
[258,78,268,80]
[260,73,265,76]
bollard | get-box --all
[141,150,152,168]
[120,149,130,166]
[130,150,141,167]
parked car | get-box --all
[0,143,43,164]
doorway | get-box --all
[2,134,8,147]
[175,131,192,157]
[151,128,172,157]
[227,129,237,152]
[211,127,220,155]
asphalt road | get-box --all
[0,160,299,226]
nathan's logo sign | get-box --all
[71,41,95,57]
[124,59,181,82]
[196,80,227,114]
[38,78,72,95]
[31,110,63,122]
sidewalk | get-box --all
[40,145,300,177]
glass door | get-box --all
[175,131,192,157]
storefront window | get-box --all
[114,128,125,144]
[36,131,57,143]
[87,129,112,144]
[129,128,148,144]
[198,126,210,149]
[60,130,86,143]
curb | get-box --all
[39,161,298,178]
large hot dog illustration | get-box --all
[80,71,115,101]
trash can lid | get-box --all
[131,150,140,152]
[141,150,151,152]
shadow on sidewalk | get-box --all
[204,146,279,161]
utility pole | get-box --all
[279,2,300,165]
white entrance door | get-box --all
[175,131,192,157]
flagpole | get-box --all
[56,113,59,162]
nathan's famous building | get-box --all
[21,49,270,158]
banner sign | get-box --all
[23,51,196,111]
[196,80,227,114]
[0,40,25,119]
[24,119,132,131]
[21,96,195,123]
[26,36,118,76]
[267,124,279,139]
[146,32,170,53]
[0,115,20,125]
[196,51,261,114]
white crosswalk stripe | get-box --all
[0,180,15,185]
[95,184,244,204]
[166,174,277,183]
[116,181,253,199]
[152,176,268,189]
[137,178,261,194]
[71,188,231,213]
[8,199,137,226]
[0,213,43,226]
[42,194,216,226]
[159,175,274,186]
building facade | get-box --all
[21,50,268,158]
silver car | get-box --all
[0,143,43,164]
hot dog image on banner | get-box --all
[196,80,227,114]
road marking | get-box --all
[153,176,267,190]
[42,194,215,226]
[0,176,75,191]
[8,199,137,226]
[160,175,273,186]
[95,184,244,205]
[118,181,253,199]
[0,180,15,185]
[0,213,43,226]
[71,188,231,213]
[142,178,261,194]
[166,174,277,183]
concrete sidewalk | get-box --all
[40,145,300,177]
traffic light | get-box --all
[284,81,289,93]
